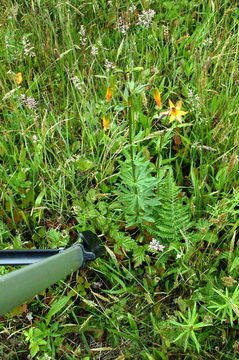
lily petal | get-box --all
[153,88,161,108]
[168,99,175,108]
[176,116,182,124]
[178,111,188,116]
[169,115,175,123]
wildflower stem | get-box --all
[128,98,136,186]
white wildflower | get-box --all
[44,355,52,360]
[32,135,38,143]
[20,94,38,110]
[26,312,33,322]
[187,87,201,112]
[158,244,166,252]
[22,36,36,57]
[71,76,85,92]
[176,253,183,259]
[66,68,85,92]
[202,37,213,47]
[104,59,116,72]
[79,25,86,36]
[91,45,98,56]
[137,9,155,28]
[79,25,87,46]
[149,238,165,253]
[116,16,130,35]
[65,154,81,167]
[129,5,137,13]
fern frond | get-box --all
[116,150,191,240]
[144,170,191,242]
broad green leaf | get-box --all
[35,190,45,207]
[229,257,239,273]
[46,296,70,325]
[75,158,95,171]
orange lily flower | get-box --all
[153,88,161,108]
[168,99,188,123]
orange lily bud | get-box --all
[105,87,113,102]
[16,72,23,85]
[153,88,161,108]
[102,116,110,130]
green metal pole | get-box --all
[0,245,84,316]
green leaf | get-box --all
[116,38,124,61]
[46,296,70,325]
[133,246,145,267]
[127,313,139,336]
[229,257,239,273]
[30,343,40,357]
[35,190,45,207]
[75,158,95,171]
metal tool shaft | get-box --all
[0,245,85,315]
[0,249,62,265]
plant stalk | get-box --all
[128,98,137,186]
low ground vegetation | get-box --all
[0,1,239,359]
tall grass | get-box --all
[0,0,239,359]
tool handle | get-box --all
[0,249,62,265]
[0,231,103,266]
[0,245,84,315]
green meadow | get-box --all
[0,0,239,359]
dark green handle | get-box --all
[0,231,103,315]
[0,245,86,315]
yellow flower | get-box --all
[168,99,188,123]
[102,116,110,130]
[15,72,23,85]
[153,88,161,108]
[105,86,113,102]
